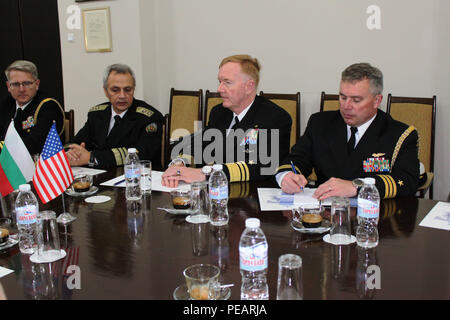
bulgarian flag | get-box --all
[0,121,35,196]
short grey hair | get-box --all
[103,63,136,88]
[341,63,383,95]
[5,60,38,81]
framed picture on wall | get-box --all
[82,7,112,52]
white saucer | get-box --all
[173,283,231,300]
[85,195,111,203]
[65,186,98,197]
[30,249,67,263]
[291,219,331,234]
[323,234,356,245]
[186,215,210,224]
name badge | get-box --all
[363,157,390,173]
[22,116,35,130]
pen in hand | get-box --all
[290,161,304,191]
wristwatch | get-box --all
[88,152,96,168]
[352,178,364,193]
[202,165,212,181]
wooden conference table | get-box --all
[0,167,448,300]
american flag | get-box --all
[33,123,73,204]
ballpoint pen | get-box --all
[113,179,125,186]
[290,161,303,191]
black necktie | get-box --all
[14,108,23,120]
[231,116,239,130]
[109,115,121,135]
[347,127,358,154]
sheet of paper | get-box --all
[71,167,107,176]
[0,266,14,278]
[100,170,190,192]
[257,188,332,211]
[419,201,450,231]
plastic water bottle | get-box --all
[356,178,380,248]
[125,148,141,201]
[15,184,39,254]
[208,164,229,226]
[239,218,269,300]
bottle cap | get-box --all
[128,148,137,153]
[19,184,31,192]
[212,164,223,171]
[364,178,376,185]
[245,218,260,228]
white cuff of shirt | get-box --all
[275,171,289,188]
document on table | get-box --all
[0,266,14,278]
[71,167,106,176]
[100,170,190,192]
[419,201,450,231]
[257,188,332,211]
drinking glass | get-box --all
[330,197,352,244]
[186,181,210,224]
[36,211,62,262]
[276,254,303,300]
[139,160,152,194]
[183,264,220,300]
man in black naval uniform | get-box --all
[66,64,163,169]
[0,60,64,155]
[277,63,420,199]
[162,55,292,187]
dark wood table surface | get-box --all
[0,167,449,300]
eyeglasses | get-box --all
[8,81,36,89]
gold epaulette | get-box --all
[136,107,154,118]
[112,147,128,166]
[0,141,4,150]
[276,164,301,175]
[89,104,109,112]
[224,161,250,182]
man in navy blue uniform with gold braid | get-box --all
[162,55,292,186]
[67,64,163,169]
[276,63,420,199]
[0,60,64,156]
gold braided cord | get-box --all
[33,98,65,136]
[391,126,415,170]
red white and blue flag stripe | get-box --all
[33,123,73,204]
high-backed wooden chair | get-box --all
[386,94,437,199]
[259,91,300,149]
[64,109,74,144]
[161,113,169,168]
[203,90,222,127]
[168,88,203,142]
[320,91,340,112]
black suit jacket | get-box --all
[0,91,64,155]
[71,99,163,169]
[277,110,420,198]
[174,95,292,182]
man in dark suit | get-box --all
[162,54,292,186]
[0,60,64,155]
[277,63,420,199]
[67,64,163,169]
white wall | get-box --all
[58,0,449,201]
[58,0,144,135]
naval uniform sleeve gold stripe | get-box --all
[225,163,238,182]
[237,161,249,182]
[112,148,122,165]
[378,175,390,199]
[119,147,128,166]
[276,164,301,175]
[235,162,245,182]
[386,175,397,198]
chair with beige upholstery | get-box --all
[161,113,169,168]
[168,88,203,142]
[203,90,223,127]
[386,94,437,199]
[320,91,340,112]
[64,109,74,144]
[259,91,301,149]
